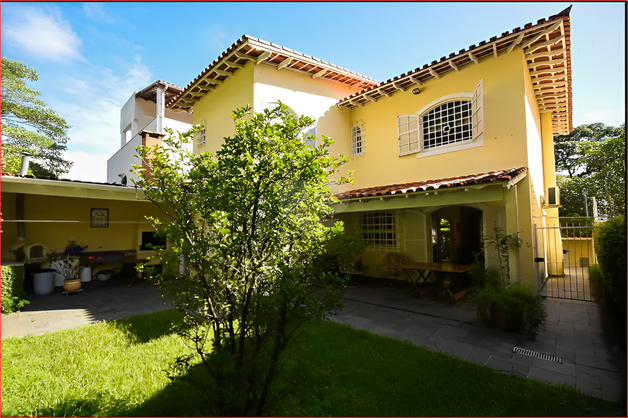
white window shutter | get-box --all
[398,114,419,155]
[472,79,484,140]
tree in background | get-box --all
[554,123,625,217]
[1,58,72,178]
[134,103,352,415]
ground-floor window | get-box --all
[359,211,397,251]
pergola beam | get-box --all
[528,58,564,69]
[409,75,423,86]
[224,60,244,69]
[312,68,327,79]
[429,68,441,79]
[507,32,525,53]
[521,21,562,49]
[256,51,271,64]
[393,82,406,92]
[277,57,292,70]
[234,51,255,61]
[213,69,233,77]
[526,47,565,60]
[524,37,562,52]
[378,88,391,97]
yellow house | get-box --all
[165,7,573,290]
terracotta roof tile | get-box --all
[333,167,528,200]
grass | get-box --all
[1,310,623,416]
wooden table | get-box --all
[400,262,471,299]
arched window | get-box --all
[398,79,483,156]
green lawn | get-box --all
[1,310,623,416]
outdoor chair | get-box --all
[376,252,405,280]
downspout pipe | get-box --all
[20,152,32,176]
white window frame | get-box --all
[196,120,206,145]
[397,79,484,157]
[351,122,365,157]
[359,211,398,251]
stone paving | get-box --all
[331,277,626,405]
[1,278,171,339]
[2,275,625,407]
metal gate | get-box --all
[534,220,603,302]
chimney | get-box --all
[20,152,32,176]
[140,130,166,183]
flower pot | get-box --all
[63,279,82,292]
[33,270,56,295]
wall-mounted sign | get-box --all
[91,208,109,228]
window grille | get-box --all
[359,211,397,251]
[196,127,206,145]
[352,124,364,156]
[422,100,472,149]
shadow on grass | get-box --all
[109,309,185,344]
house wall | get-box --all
[192,63,255,155]
[1,192,164,262]
[326,50,530,192]
[253,63,362,118]
[562,238,596,268]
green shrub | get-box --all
[475,283,547,336]
[1,265,29,313]
[587,265,604,300]
[468,259,501,291]
[594,216,626,305]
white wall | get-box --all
[107,133,143,184]
[525,97,544,208]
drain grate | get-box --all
[512,346,562,363]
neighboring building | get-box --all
[107,80,193,185]
[163,7,573,290]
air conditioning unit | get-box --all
[546,186,560,207]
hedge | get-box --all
[594,216,626,306]
[1,265,28,314]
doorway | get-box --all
[430,206,483,264]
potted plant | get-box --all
[53,255,82,292]
[65,237,88,256]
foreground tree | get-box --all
[1,58,72,177]
[554,123,625,217]
[134,104,352,415]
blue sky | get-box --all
[2,2,625,182]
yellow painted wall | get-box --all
[1,192,164,261]
[192,62,255,155]
[562,238,596,267]
[326,50,530,192]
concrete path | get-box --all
[332,278,626,405]
[1,279,172,339]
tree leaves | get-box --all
[1,58,72,178]
[554,123,625,217]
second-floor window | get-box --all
[352,123,364,157]
[398,79,483,156]
[196,122,206,145]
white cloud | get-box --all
[62,150,109,183]
[2,6,84,63]
[83,3,129,26]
